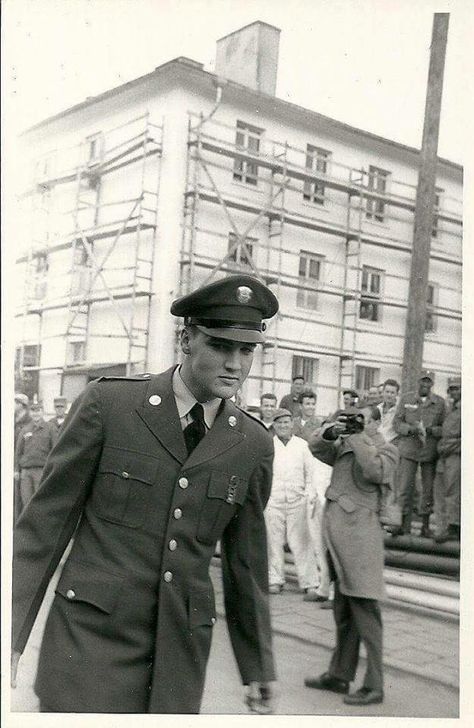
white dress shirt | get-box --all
[172,367,221,431]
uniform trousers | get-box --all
[265,497,319,590]
[433,454,461,533]
[19,467,44,513]
[398,458,436,519]
[328,580,383,692]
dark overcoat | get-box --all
[13,367,275,713]
[393,391,446,462]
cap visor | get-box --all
[195,325,264,344]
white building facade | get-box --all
[15,22,462,417]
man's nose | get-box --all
[224,349,242,370]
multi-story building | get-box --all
[15,21,462,416]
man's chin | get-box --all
[215,380,241,399]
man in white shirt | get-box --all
[377,379,402,532]
[265,409,324,601]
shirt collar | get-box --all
[172,366,221,429]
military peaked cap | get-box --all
[272,408,293,422]
[419,369,435,382]
[15,393,29,407]
[170,274,279,343]
[54,396,67,406]
[447,376,461,389]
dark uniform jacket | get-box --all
[13,368,275,713]
[393,391,446,462]
[48,416,66,445]
[279,393,302,417]
[292,415,323,442]
[437,403,461,459]
[15,419,55,469]
[14,412,32,449]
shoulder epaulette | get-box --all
[95,373,152,382]
[236,405,269,431]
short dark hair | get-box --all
[299,389,316,404]
[383,378,400,392]
[260,392,277,404]
[292,375,304,382]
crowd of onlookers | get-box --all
[253,370,461,607]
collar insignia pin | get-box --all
[228,415,237,427]
[149,395,162,406]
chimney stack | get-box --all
[215,21,280,96]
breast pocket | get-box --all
[91,447,158,528]
[196,471,249,545]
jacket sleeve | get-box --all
[220,444,276,684]
[12,381,104,654]
[348,432,399,484]
[308,426,338,466]
[438,437,461,457]
[393,398,414,436]
[14,428,25,470]
[430,399,446,438]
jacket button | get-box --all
[168,539,178,551]
[178,477,189,489]
[163,571,173,583]
[230,475,238,484]
[121,471,130,479]
[173,508,183,519]
[66,589,76,600]
[211,617,216,625]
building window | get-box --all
[432,187,444,239]
[33,253,49,299]
[366,166,390,222]
[233,120,263,186]
[359,266,383,322]
[355,365,380,393]
[303,145,331,204]
[227,232,256,270]
[292,355,319,387]
[67,341,86,364]
[86,133,103,165]
[425,283,438,333]
[297,251,323,309]
[71,246,90,294]
[21,344,41,368]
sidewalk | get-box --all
[209,562,459,689]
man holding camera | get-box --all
[304,406,398,706]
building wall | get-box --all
[16,70,462,416]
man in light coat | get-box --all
[12,274,279,714]
[265,409,324,601]
[305,406,398,706]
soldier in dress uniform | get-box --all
[12,274,279,714]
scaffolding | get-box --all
[180,111,462,400]
[16,113,163,393]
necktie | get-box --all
[183,402,206,454]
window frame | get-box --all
[291,354,319,388]
[233,120,264,186]
[359,265,384,322]
[227,232,257,271]
[303,145,332,205]
[296,250,324,310]
[365,165,390,222]
[355,365,380,393]
[85,132,104,165]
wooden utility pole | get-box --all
[401,13,449,393]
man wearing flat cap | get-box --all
[433,376,461,543]
[393,370,446,537]
[12,274,279,714]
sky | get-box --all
[2,0,472,166]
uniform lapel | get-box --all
[183,399,245,469]
[135,367,188,464]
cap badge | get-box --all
[149,395,162,406]
[236,286,253,304]
[228,415,237,427]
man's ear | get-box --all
[180,327,192,355]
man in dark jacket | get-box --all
[12,275,279,714]
[433,376,461,543]
[14,402,56,514]
[48,396,68,443]
[14,394,32,520]
[279,375,305,416]
[393,370,446,536]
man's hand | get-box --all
[11,650,21,688]
[245,681,279,714]
[13,471,20,481]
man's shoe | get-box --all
[304,672,349,694]
[343,687,384,705]
[303,588,327,602]
[268,584,283,594]
[319,599,334,610]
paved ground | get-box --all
[9,562,459,717]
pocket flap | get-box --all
[98,447,158,485]
[336,494,357,513]
[189,589,216,628]
[55,560,125,614]
[208,471,247,505]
